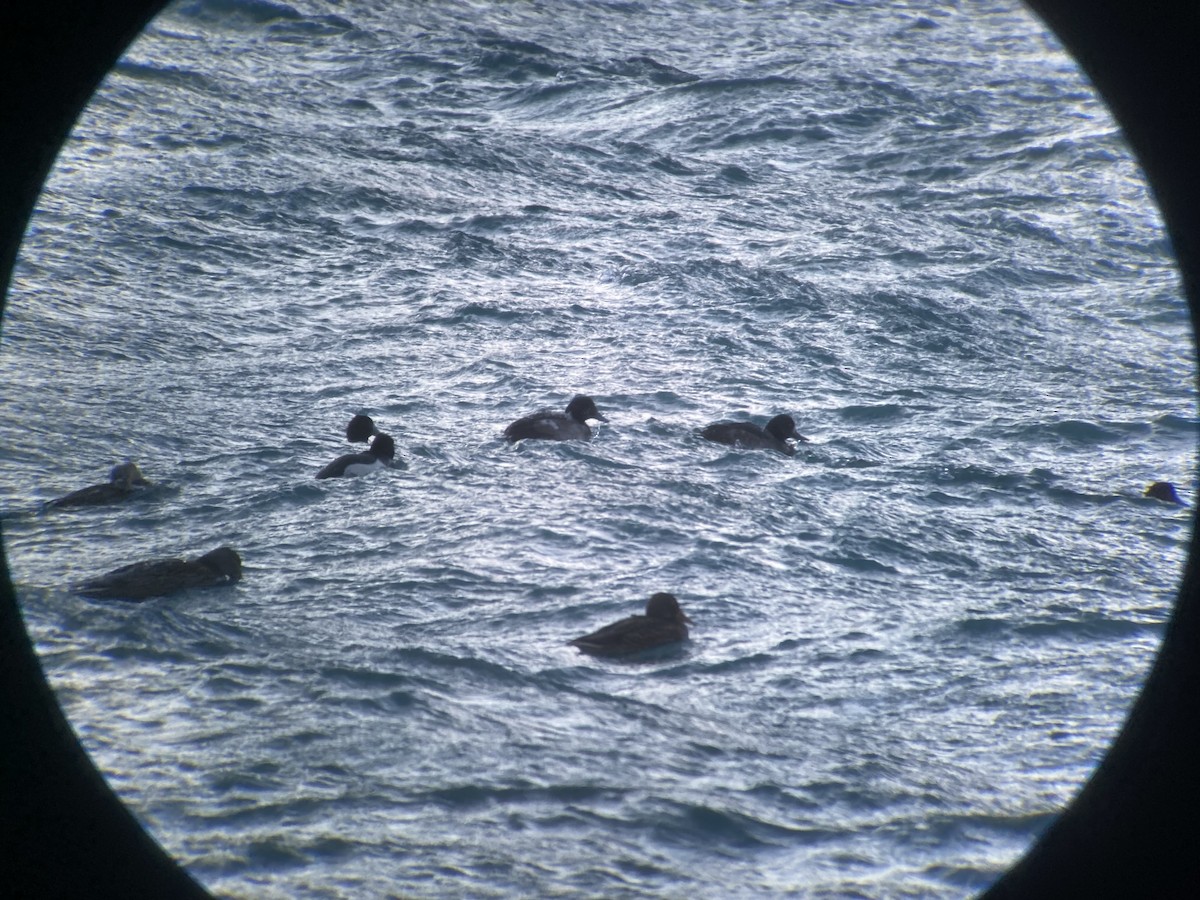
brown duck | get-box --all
[504,395,608,442]
[48,462,150,508]
[75,547,242,601]
[1145,481,1185,504]
[700,413,807,456]
[570,592,691,657]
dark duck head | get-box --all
[764,414,807,444]
[346,414,381,443]
[565,394,608,425]
[368,433,395,462]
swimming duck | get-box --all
[48,462,151,508]
[75,546,242,601]
[1145,481,1185,504]
[346,414,381,443]
[700,414,807,456]
[569,592,691,657]
[504,395,608,442]
[316,432,395,479]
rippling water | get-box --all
[2,0,1195,896]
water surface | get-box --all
[2,1,1194,896]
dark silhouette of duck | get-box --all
[569,592,691,657]
[700,414,807,456]
[316,432,395,479]
[346,414,380,443]
[75,546,242,601]
[504,395,608,442]
[47,462,150,508]
[1146,481,1185,504]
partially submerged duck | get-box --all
[75,546,242,601]
[316,432,395,479]
[346,414,381,443]
[1145,481,1185,504]
[48,462,150,508]
[569,592,691,657]
[504,395,608,442]
[700,414,807,456]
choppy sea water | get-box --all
[2,0,1195,897]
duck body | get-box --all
[504,395,607,443]
[700,414,807,456]
[48,462,151,508]
[570,592,691,657]
[1146,481,1185,504]
[317,433,395,479]
[76,546,242,601]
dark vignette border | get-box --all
[1,1,1196,896]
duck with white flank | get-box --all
[700,413,807,456]
[48,461,151,508]
[569,592,692,657]
[504,395,608,442]
[75,546,242,601]
[316,432,395,479]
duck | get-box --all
[75,546,242,601]
[47,462,151,508]
[504,395,608,442]
[346,414,381,443]
[700,413,807,456]
[569,592,692,657]
[316,432,395,479]
[1145,481,1185,504]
